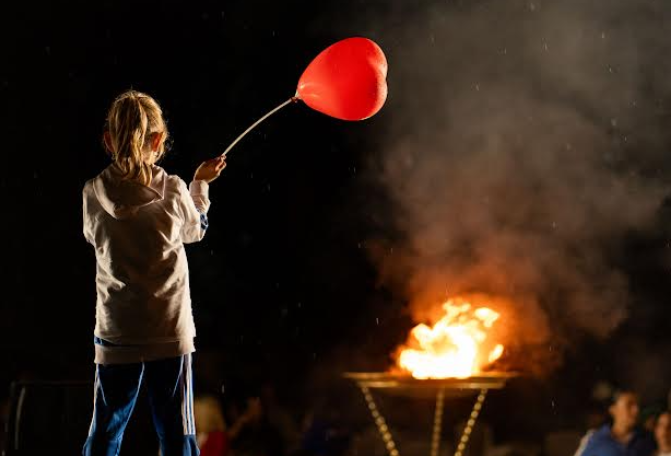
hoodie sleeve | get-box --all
[178,179,211,244]
[82,182,94,245]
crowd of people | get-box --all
[573,389,671,456]
[1,374,671,456]
[188,382,671,456]
[192,380,352,456]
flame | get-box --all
[489,344,504,363]
[397,299,504,379]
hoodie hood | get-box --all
[92,164,166,219]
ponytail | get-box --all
[104,90,168,186]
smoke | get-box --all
[365,0,671,373]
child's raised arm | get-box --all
[178,156,226,244]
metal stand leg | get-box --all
[454,389,488,456]
[359,385,400,456]
[430,388,446,456]
[358,385,489,456]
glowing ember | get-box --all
[397,299,504,379]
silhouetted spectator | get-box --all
[642,405,665,433]
[573,401,610,456]
[299,395,351,456]
[260,382,300,452]
[195,395,229,456]
[226,395,286,456]
[577,389,656,456]
[655,411,671,456]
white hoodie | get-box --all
[82,164,210,364]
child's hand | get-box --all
[194,156,226,183]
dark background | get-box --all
[1,0,670,449]
[0,0,409,396]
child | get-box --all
[82,90,226,456]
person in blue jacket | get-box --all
[578,389,656,456]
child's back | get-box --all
[83,161,209,362]
[81,90,225,456]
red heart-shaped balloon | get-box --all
[296,37,388,121]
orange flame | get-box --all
[397,299,504,379]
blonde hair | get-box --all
[194,396,226,434]
[104,90,168,186]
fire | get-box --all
[397,299,504,379]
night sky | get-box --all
[2,0,671,434]
[0,0,406,387]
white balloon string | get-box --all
[221,96,300,157]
